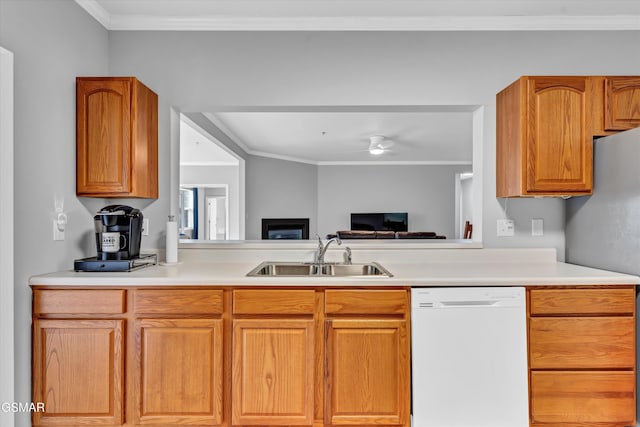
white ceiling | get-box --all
[204,110,473,165]
[180,117,239,166]
[75,0,640,31]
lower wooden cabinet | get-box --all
[32,286,411,427]
[134,318,224,425]
[32,285,636,427]
[32,318,124,426]
[325,319,409,426]
[324,290,410,427]
[528,286,637,427]
[232,319,314,425]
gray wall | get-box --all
[0,1,109,426]
[3,3,640,425]
[246,156,318,239]
[318,164,468,238]
[566,127,640,275]
[244,158,467,240]
[106,29,639,258]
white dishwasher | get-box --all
[411,287,528,427]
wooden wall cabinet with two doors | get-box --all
[76,77,158,198]
[496,76,640,197]
[31,286,411,427]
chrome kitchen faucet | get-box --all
[314,234,341,265]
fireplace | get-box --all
[262,218,310,240]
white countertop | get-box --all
[29,247,640,287]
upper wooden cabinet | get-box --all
[76,77,158,198]
[592,76,640,135]
[497,75,640,197]
[497,76,593,197]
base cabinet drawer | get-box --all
[529,288,635,315]
[34,289,126,314]
[529,317,635,369]
[531,371,635,425]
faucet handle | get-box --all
[344,247,352,265]
[314,234,323,263]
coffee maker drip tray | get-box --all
[74,254,157,272]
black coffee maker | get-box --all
[94,205,143,260]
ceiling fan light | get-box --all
[368,135,386,155]
[369,145,385,155]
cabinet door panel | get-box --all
[604,76,640,131]
[531,371,635,424]
[232,319,314,425]
[530,317,635,369]
[526,77,592,193]
[135,318,223,425]
[32,319,123,426]
[325,319,409,426]
[77,79,131,194]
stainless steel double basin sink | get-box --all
[247,261,392,277]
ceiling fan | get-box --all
[367,135,394,155]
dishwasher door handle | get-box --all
[440,300,499,307]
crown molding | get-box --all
[75,0,111,28]
[74,1,640,31]
[317,160,473,166]
[110,15,640,32]
[180,161,240,166]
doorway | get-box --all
[455,172,473,239]
[179,185,229,241]
[206,194,228,240]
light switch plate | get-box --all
[142,218,149,236]
[532,219,543,236]
[497,219,515,237]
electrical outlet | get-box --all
[532,219,543,236]
[142,218,149,236]
[53,219,64,241]
[497,219,515,237]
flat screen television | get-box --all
[351,212,408,232]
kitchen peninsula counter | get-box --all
[29,245,640,286]
[29,245,640,427]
